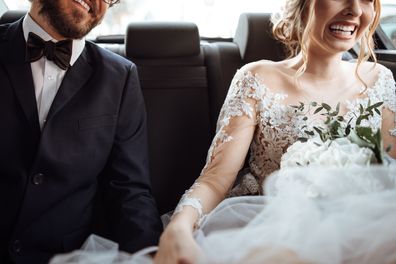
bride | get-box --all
[51,0,396,263]
[153,0,396,263]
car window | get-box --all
[3,0,281,39]
[5,0,396,44]
[381,1,396,49]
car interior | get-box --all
[1,8,396,215]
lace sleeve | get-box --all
[173,70,266,228]
[376,67,396,159]
[380,68,396,137]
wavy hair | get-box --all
[271,0,381,87]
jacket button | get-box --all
[11,240,21,254]
[32,173,44,185]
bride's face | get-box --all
[309,0,376,55]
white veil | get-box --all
[50,165,396,264]
[198,165,396,264]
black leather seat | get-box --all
[0,10,26,24]
[204,13,287,130]
[233,13,287,64]
[126,22,212,214]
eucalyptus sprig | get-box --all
[292,100,385,163]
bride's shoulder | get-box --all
[353,61,394,84]
[239,60,285,76]
[234,60,288,86]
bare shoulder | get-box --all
[235,60,295,94]
[354,61,391,84]
[239,60,286,77]
[238,60,291,86]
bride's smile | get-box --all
[310,0,375,54]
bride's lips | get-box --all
[328,22,358,40]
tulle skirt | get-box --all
[50,165,396,264]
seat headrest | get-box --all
[0,10,26,24]
[233,13,286,62]
[126,22,200,59]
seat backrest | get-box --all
[203,42,243,130]
[233,13,286,63]
[0,10,26,24]
[126,22,212,214]
[204,13,287,130]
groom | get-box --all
[0,0,162,263]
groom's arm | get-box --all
[96,63,162,253]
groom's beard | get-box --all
[38,0,103,39]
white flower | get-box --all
[281,137,374,168]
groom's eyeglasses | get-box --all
[102,0,121,6]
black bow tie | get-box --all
[26,32,73,70]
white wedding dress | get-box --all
[51,65,396,264]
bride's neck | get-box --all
[291,51,346,80]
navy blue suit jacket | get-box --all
[0,19,162,264]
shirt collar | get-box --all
[22,14,85,66]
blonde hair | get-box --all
[272,0,382,87]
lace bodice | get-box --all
[174,65,396,227]
[245,67,396,188]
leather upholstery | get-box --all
[234,13,286,63]
[126,22,212,214]
[126,22,200,58]
[0,10,25,24]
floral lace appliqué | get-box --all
[173,66,396,217]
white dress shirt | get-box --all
[22,14,86,129]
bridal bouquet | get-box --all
[281,101,388,168]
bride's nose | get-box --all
[342,0,363,17]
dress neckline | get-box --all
[242,67,387,119]
[243,66,386,104]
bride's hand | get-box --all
[154,221,202,264]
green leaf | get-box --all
[329,121,341,137]
[359,104,364,114]
[335,103,340,115]
[345,124,351,135]
[314,106,324,114]
[297,137,308,142]
[356,114,370,126]
[313,126,322,135]
[322,103,331,111]
[354,127,382,163]
[324,117,331,125]
[348,128,374,149]
[304,130,315,136]
[355,126,376,143]
[366,101,383,111]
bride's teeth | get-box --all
[73,0,91,12]
[329,24,356,35]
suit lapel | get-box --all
[46,47,93,121]
[0,19,40,136]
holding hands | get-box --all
[154,219,202,264]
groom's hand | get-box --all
[154,222,202,264]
